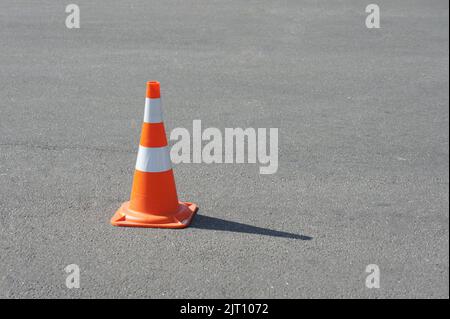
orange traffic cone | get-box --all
[111,81,198,228]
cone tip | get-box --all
[146,81,160,98]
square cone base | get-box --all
[111,201,198,229]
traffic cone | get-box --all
[111,81,198,228]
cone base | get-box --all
[111,201,198,229]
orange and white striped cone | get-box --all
[111,81,198,228]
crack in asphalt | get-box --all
[0,142,134,154]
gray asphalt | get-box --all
[0,0,448,298]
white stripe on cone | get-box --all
[143,98,163,123]
[135,145,172,173]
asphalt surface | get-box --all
[0,0,448,298]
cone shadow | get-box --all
[191,214,312,240]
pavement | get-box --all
[0,0,448,298]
